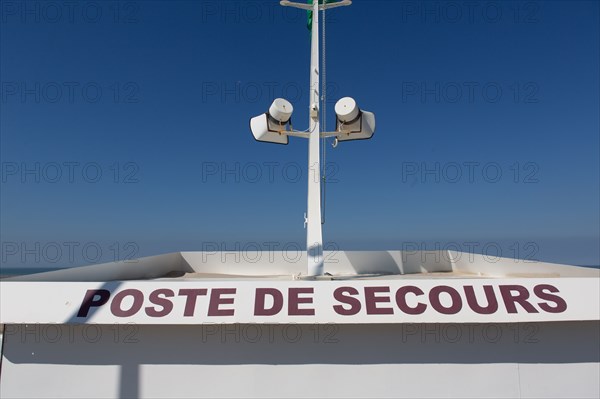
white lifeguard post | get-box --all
[0,2,599,398]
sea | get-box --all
[0,267,67,279]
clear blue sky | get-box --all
[1,0,598,269]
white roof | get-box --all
[1,251,598,325]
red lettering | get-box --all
[429,286,462,315]
[365,286,393,315]
[534,284,567,313]
[208,288,236,316]
[464,285,498,314]
[178,289,208,317]
[145,289,174,317]
[395,286,427,315]
[77,289,111,317]
[254,288,283,316]
[111,289,144,317]
[333,286,361,316]
[499,285,538,314]
[288,288,315,316]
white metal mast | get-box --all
[252,1,376,277]
[306,0,324,276]
[280,0,352,276]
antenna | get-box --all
[249,0,375,277]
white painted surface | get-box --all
[1,322,598,398]
[5,251,598,282]
[335,97,359,121]
[250,113,289,144]
[268,98,293,122]
[1,278,598,324]
[1,251,597,397]
[519,363,600,398]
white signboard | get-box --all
[1,279,598,324]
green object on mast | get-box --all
[307,0,340,31]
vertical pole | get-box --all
[306,0,323,276]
